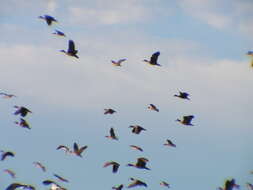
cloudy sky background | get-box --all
[0,0,253,190]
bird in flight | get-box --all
[73,142,88,157]
[174,91,190,100]
[42,180,66,190]
[1,151,15,161]
[130,145,143,152]
[113,184,124,190]
[52,29,66,37]
[105,128,119,140]
[56,145,71,154]
[103,161,120,173]
[127,157,150,170]
[164,139,176,148]
[127,178,147,188]
[3,169,16,178]
[176,115,194,126]
[148,104,159,112]
[143,51,161,66]
[160,181,170,188]
[53,173,69,183]
[33,161,46,172]
[0,93,16,98]
[224,178,240,190]
[5,183,35,190]
[111,59,126,66]
[14,106,32,117]
[129,125,146,134]
[60,40,79,59]
[15,118,31,130]
[104,108,116,115]
[38,14,58,25]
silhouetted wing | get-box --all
[73,142,79,153]
[5,183,23,190]
[112,163,120,173]
[54,174,69,183]
[4,169,16,178]
[110,128,116,138]
[118,59,126,63]
[113,184,124,190]
[2,152,15,161]
[57,145,69,152]
[42,180,56,185]
[68,40,76,53]
[183,115,194,123]
[150,51,160,64]
[78,145,88,154]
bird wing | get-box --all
[5,183,24,190]
[150,51,160,64]
[42,180,57,186]
[4,169,15,178]
[112,163,120,173]
[57,145,69,152]
[78,145,88,154]
[73,142,79,153]
[54,174,69,183]
[118,59,126,63]
[130,145,143,151]
[68,40,76,53]
[110,128,116,138]
[2,152,15,161]
[183,115,194,123]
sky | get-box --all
[0,0,253,190]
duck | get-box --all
[105,128,119,140]
[127,178,147,188]
[42,180,66,190]
[104,108,116,114]
[224,179,240,190]
[127,157,150,170]
[174,91,190,100]
[148,104,159,112]
[176,115,194,126]
[143,51,161,66]
[1,151,15,161]
[164,139,176,147]
[33,161,46,172]
[111,59,126,66]
[38,14,58,25]
[60,40,79,59]
[52,29,66,37]
[14,118,31,130]
[129,145,143,152]
[129,125,146,134]
[14,106,32,117]
[103,161,120,173]
[73,142,88,157]
[113,184,124,190]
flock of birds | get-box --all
[1,14,251,190]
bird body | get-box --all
[60,40,79,59]
[129,125,146,134]
[14,106,32,117]
[104,108,116,115]
[127,157,150,170]
[15,118,31,129]
[106,128,118,140]
[174,91,190,100]
[39,14,57,25]
[103,161,120,173]
[164,139,176,147]
[176,115,194,126]
[111,59,126,66]
[224,179,240,190]
[143,51,161,66]
[148,104,159,112]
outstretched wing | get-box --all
[68,40,76,53]
[150,51,160,64]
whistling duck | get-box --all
[4,169,16,178]
[127,157,150,170]
[224,179,240,190]
[130,145,143,152]
[6,183,35,190]
[60,40,79,59]
[174,91,190,100]
[176,115,194,126]
[160,181,170,188]
[111,59,126,66]
[14,106,32,117]
[105,128,118,140]
[113,184,124,190]
[128,178,147,188]
[38,14,57,25]
[148,104,159,112]
[0,93,16,98]
[164,139,176,147]
[129,125,146,134]
[15,118,31,130]
[1,151,15,161]
[143,51,161,66]
[103,161,120,173]
[104,108,116,114]
[52,29,66,37]
[73,142,88,157]
[246,183,253,190]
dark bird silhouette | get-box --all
[5,183,35,190]
[60,40,79,59]
[33,161,46,172]
[53,174,69,183]
[174,91,190,100]
[15,118,31,130]
[105,128,118,140]
[4,169,16,178]
[0,93,16,98]
[1,151,15,161]
[143,51,161,66]
[160,181,170,188]
[148,104,159,112]
[127,157,150,170]
[73,142,88,157]
[224,179,240,190]
[38,14,57,25]
[130,145,143,152]
[129,125,146,134]
[164,139,176,147]
[103,161,120,173]
[56,145,71,154]
[42,180,66,190]
[176,115,194,126]
[104,108,116,115]
[52,29,66,37]
[111,59,126,66]
[14,106,32,117]
[128,178,147,188]
[113,184,124,190]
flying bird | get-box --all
[103,161,120,173]
[113,184,124,190]
[224,179,240,190]
[129,125,146,134]
[1,151,15,161]
[111,59,126,66]
[104,108,116,115]
[33,161,46,172]
[105,128,119,140]
[53,174,69,183]
[130,145,143,152]
[4,169,16,178]
[128,178,147,188]
[164,139,176,147]
[15,118,31,130]
[148,104,159,112]
[73,142,88,157]
[42,180,66,190]
[160,181,170,188]
[176,115,194,126]
[52,29,66,37]
[127,157,150,170]
[5,183,35,190]
[143,51,161,66]
[60,40,79,59]
[0,93,16,98]
[14,106,32,117]
[38,14,58,25]
[56,145,71,154]
[174,91,190,100]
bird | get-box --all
[0,93,16,98]
[143,51,161,66]
[56,145,71,154]
[174,91,190,100]
[5,183,35,190]
[176,115,194,126]
[103,161,120,173]
[127,157,150,170]
[148,104,159,112]
[14,118,31,130]
[104,108,116,115]
[73,142,88,157]
[52,29,66,37]
[1,151,15,161]
[42,180,66,190]
[105,128,119,140]
[38,14,58,25]
[164,139,176,147]
[14,106,32,117]
[111,59,126,66]
[160,181,170,188]
[53,174,69,183]
[129,145,143,152]
[4,169,16,178]
[60,40,79,59]
[33,161,46,172]
[127,178,147,188]
[129,125,146,134]
[113,184,124,190]
[224,179,240,190]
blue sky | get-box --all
[0,0,253,190]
